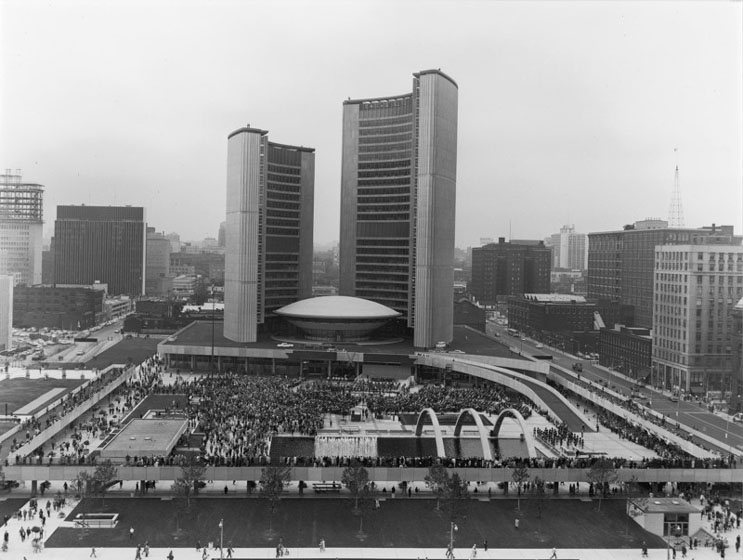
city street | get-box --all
[487,321,743,456]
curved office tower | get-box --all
[224,126,314,343]
[339,69,458,348]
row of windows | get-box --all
[358,178,411,187]
[358,168,411,179]
[357,195,410,204]
[359,151,412,162]
[267,173,301,184]
[358,187,411,197]
[358,133,412,145]
[358,141,412,153]
[358,213,410,221]
[357,239,410,247]
[267,164,301,175]
[359,124,411,136]
[358,159,411,170]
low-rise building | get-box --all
[12,284,104,330]
[599,324,652,383]
[507,294,596,336]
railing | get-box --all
[3,465,742,485]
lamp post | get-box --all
[210,284,215,377]
[219,518,224,560]
[449,521,457,553]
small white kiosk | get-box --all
[627,497,702,541]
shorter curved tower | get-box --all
[224,126,315,343]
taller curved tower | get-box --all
[339,69,458,348]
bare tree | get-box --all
[586,458,618,512]
[511,465,530,510]
[341,461,369,515]
[424,464,449,511]
[171,458,207,508]
[441,472,470,529]
[260,465,291,540]
[92,459,118,507]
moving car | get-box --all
[572,362,583,372]
[732,413,743,423]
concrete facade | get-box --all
[339,70,458,349]
[652,244,743,393]
[0,172,44,287]
[224,127,314,343]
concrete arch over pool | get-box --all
[414,407,446,458]
[492,407,537,458]
[453,408,493,461]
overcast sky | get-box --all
[2,0,741,248]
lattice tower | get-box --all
[668,165,685,227]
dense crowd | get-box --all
[364,384,533,419]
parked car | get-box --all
[572,362,583,372]
[732,413,743,423]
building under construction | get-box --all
[0,170,44,286]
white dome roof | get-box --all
[275,296,400,319]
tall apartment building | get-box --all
[652,244,743,394]
[0,171,44,286]
[549,224,587,271]
[53,205,146,296]
[470,238,552,306]
[224,126,314,343]
[339,69,458,348]
[588,220,739,329]
[145,228,172,296]
[0,276,12,351]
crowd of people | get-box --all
[533,423,584,450]
[364,384,533,420]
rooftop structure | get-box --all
[275,296,400,342]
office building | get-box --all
[146,228,172,296]
[53,205,146,296]
[0,171,44,286]
[224,126,315,343]
[0,276,12,351]
[652,244,743,394]
[549,224,587,271]
[470,238,551,305]
[339,69,458,348]
[588,220,740,329]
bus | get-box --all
[507,328,519,337]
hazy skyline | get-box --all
[2,0,741,248]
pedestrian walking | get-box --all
[470,544,477,559]
[90,546,97,557]
[319,539,325,552]
[144,541,150,557]
[202,548,208,560]
[483,539,488,551]
[227,543,234,558]
[167,551,174,560]
[549,547,558,559]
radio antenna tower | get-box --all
[668,150,685,227]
